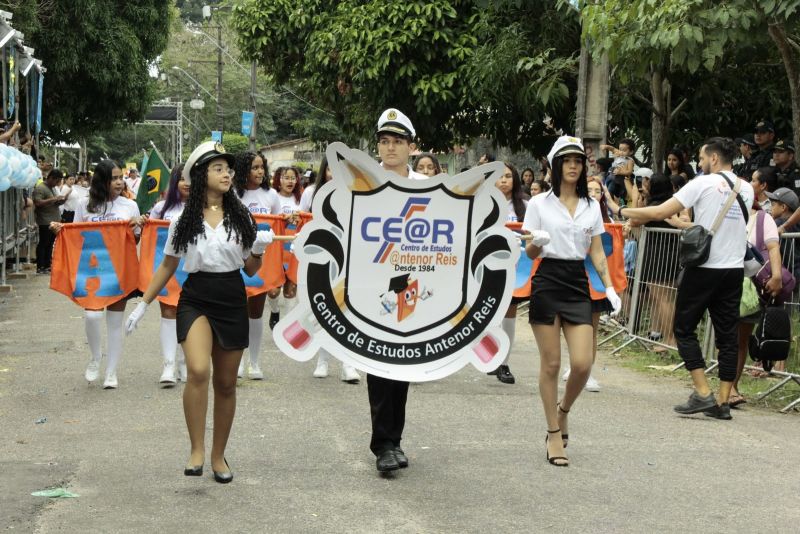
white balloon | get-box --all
[0,175,10,192]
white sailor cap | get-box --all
[182,141,236,184]
[376,108,416,139]
[547,135,586,166]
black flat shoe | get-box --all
[269,312,280,329]
[376,450,399,472]
[184,465,203,476]
[213,458,233,484]
[497,365,515,384]
[393,447,409,468]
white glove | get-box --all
[605,287,622,317]
[252,229,275,255]
[125,301,149,335]
[530,230,551,247]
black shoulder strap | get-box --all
[718,171,749,225]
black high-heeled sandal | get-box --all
[558,403,569,448]
[545,429,568,467]
[183,465,203,476]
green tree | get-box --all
[231,0,582,152]
[1,0,174,142]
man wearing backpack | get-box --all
[614,137,754,420]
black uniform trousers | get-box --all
[673,267,743,382]
[367,373,409,456]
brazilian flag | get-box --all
[136,148,170,214]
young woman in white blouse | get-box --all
[488,162,528,385]
[522,136,621,467]
[126,142,273,483]
[147,165,190,386]
[234,151,282,380]
[265,166,303,329]
[51,160,145,389]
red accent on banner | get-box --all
[50,221,139,309]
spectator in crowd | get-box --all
[521,167,535,195]
[302,169,315,189]
[477,152,495,165]
[413,153,442,177]
[741,120,776,179]
[751,166,778,215]
[731,191,785,406]
[734,134,757,178]
[771,188,800,279]
[677,145,696,180]
[619,137,753,420]
[530,179,550,196]
[0,119,21,144]
[32,168,67,274]
[600,138,635,202]
[669,174,687,193]
[773,139,800,194]
[665,148,688,179]
[125,168,142,196]
[538,156,551,182]
[54,172,73,217]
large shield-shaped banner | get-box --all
[273,143,519,382]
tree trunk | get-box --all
[649,68,669,173]
[767,21,800,151]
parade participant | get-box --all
[125,168,142,197]
[51,160,144,389]
[486,162,527,385]
[521,167,535,195]
[619,137,754,420]
[234,151,281,380]
[265,166,303,330]
[530,179,549,196]
[413,153,442,177]
[773,139,800,194]
[523,136,621,467]
[369,108,428,473]
[306,157,361,383]
[126,141,273,483]
[33,169,67,274]
[147,164,190,386]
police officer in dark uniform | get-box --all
[741,119,776,179]
[733,134,757,178]
[774,139,800,194]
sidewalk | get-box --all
[2,275,798,533]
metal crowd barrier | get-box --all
[1,188,36,288]
[601,224,800,412]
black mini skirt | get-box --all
[177,270,249,350]
[530,258,592,326]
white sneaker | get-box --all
[238,360,245,378]
[313,359,329,378]
[249,362,264,380]
[178,362,188,382]
[340,364,360,384]
[103,372,118,389]
[561,367,571,382]
[85,359,101,382]
[584,375,601,392]
[159,363,177,387]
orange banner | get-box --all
[284,212,313,284]
[137,220,188,306]
[50,221,140,309]
[529,223,627,301]
[243,214,288,296]
[505,222,535,299]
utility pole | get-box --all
[216,23,224,142]
[249,60,258,151]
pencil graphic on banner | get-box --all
[282,279,347,350]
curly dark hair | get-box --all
[234,151,270,197]
[272,165,303,202]
[87,159,120,214]
[170,161,257,254]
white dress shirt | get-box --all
[163,216,251,273]
[522,191,604,260]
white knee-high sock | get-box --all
[501,317,516,365]
[318,348,330,364]
[283,296,297,312]
[105,311,124,376]
[249,318,264,365]
[267,295,280,313]
[85,310,105,362]
[160,318,178,365]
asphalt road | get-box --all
[2,274,799,533]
